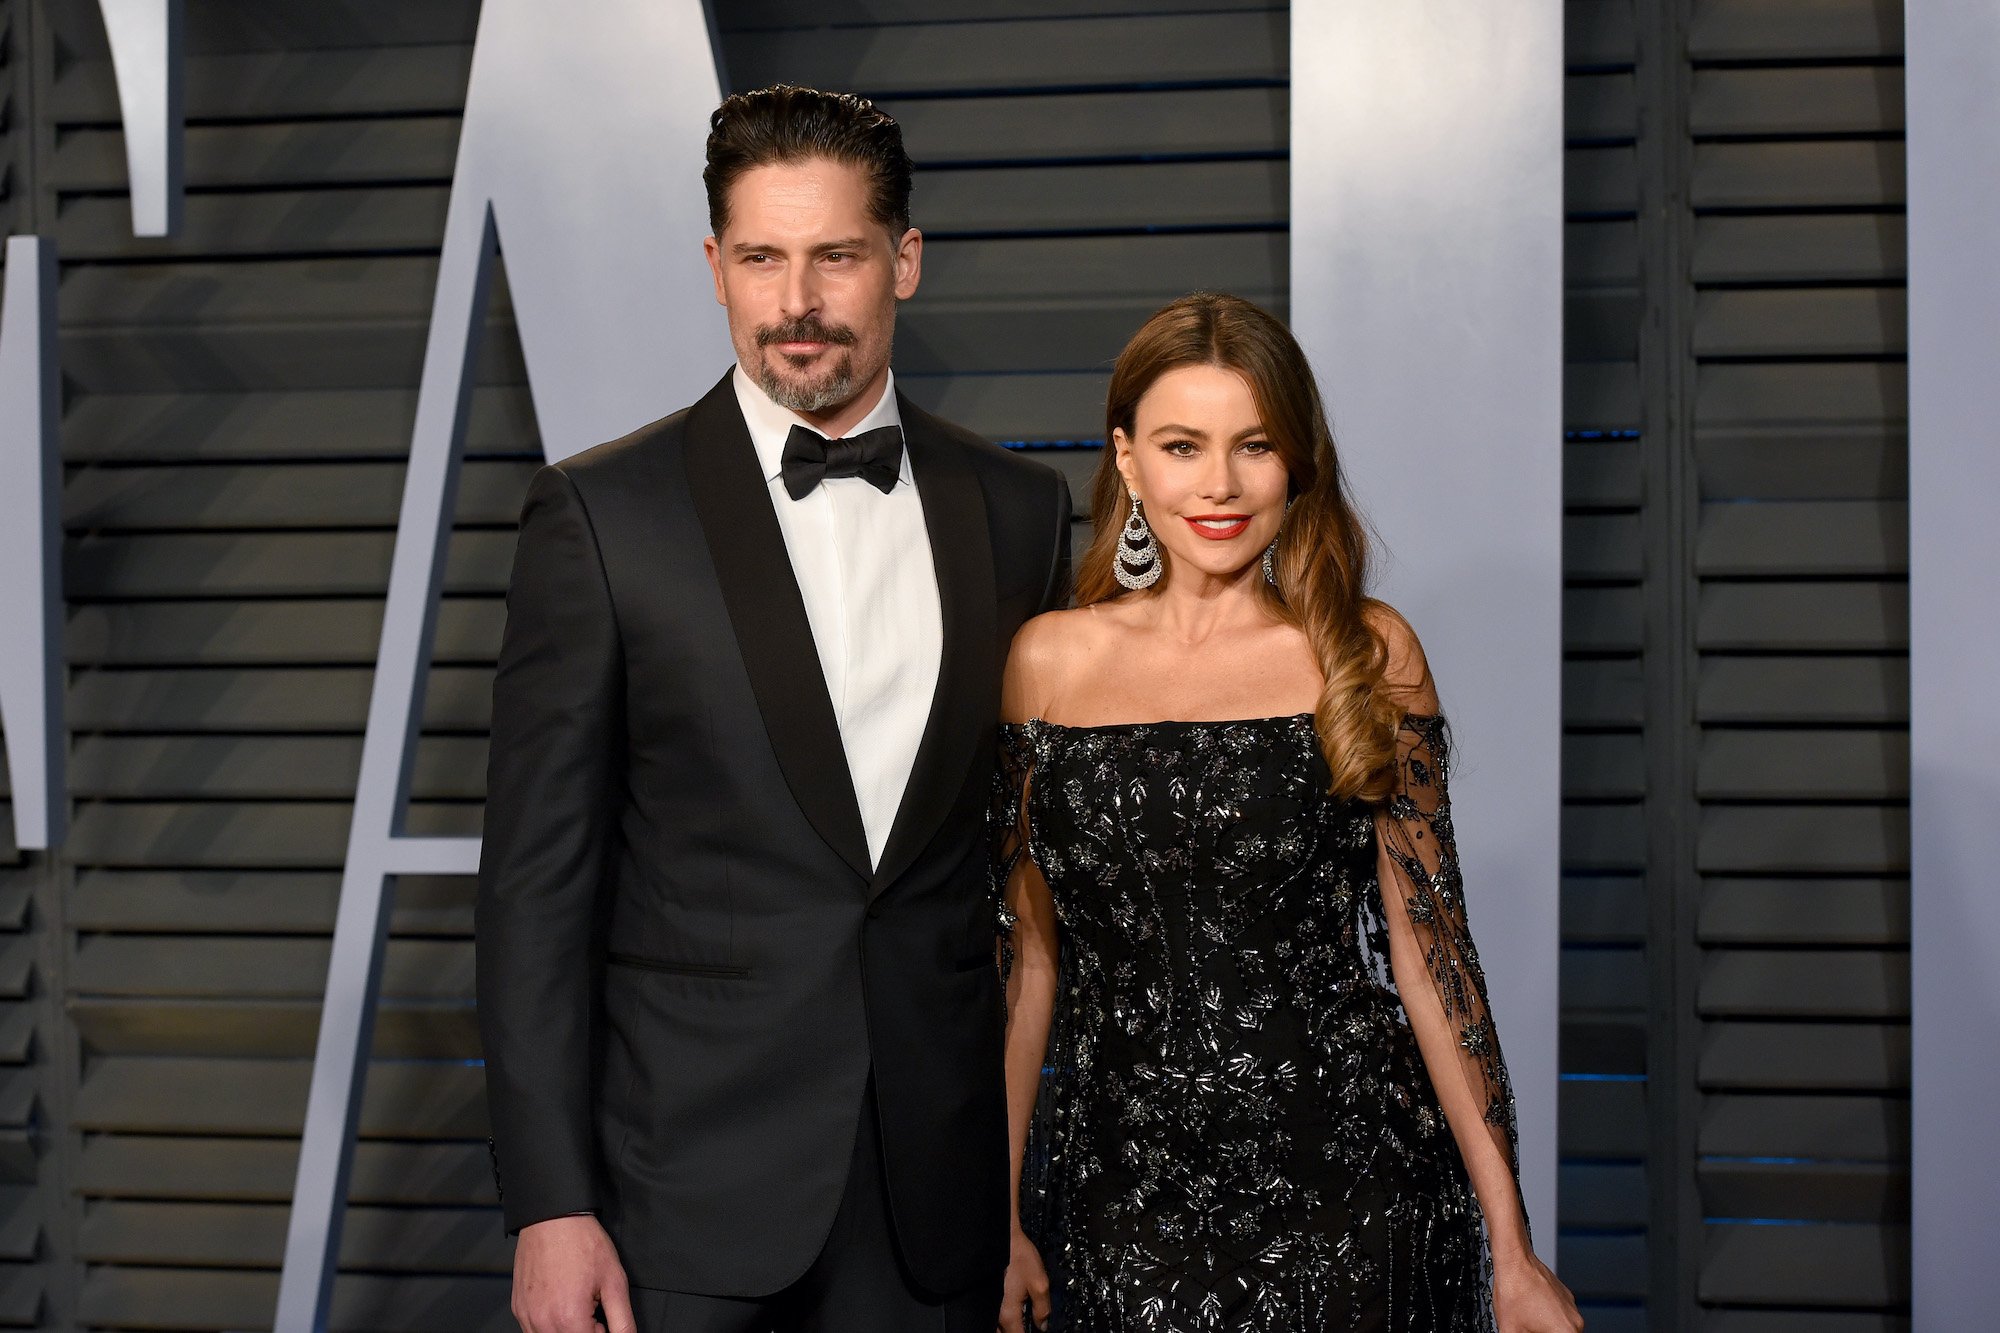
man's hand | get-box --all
[512,1214,636,1333]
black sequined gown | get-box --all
[996,713,1518,1333]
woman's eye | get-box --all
[1241,440,1273,455]
[1164,440,1198,457]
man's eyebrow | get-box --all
[728,237,871,256]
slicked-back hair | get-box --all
[703,85,915,241]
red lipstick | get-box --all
[1184,514,1252,541]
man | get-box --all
[477,85,1072,1333]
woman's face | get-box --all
[1114,363,1291,588]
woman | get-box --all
[993,294,1580,1333]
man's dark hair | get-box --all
[704,85,915,240]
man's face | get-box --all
[704,157,921,420]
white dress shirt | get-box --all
[731,365,943,869]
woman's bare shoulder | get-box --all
[1003,607,1107,722]
[1011,604,1110,661]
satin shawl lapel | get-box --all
[683,373,872,882]
[870,397,997,897]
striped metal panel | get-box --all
[1560,5,1650,1327]
[1567,1,1911,1326]
[0,0,66,1322]
[43,0,507,1324]
[1683,0,1910,1327]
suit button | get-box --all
[866,904,881,920]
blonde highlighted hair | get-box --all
[1076,292,1402,803]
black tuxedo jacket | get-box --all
[476,372,1071,1298]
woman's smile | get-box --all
[1184,514,1253,540]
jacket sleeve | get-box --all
[477,464,626,1234]
[1038,472,1073,615]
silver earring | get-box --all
[1263,498,1294,589]
[1115,493,1162,590]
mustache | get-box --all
[756,316,857,348]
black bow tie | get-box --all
[779,423,904,500]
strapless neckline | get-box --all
[1014,711,1443,735]
[1016,712,1315,734]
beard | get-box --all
[753,315,871,414]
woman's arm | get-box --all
[1001,815,1060,1235]
[1368,609,1581,1332]
[999,792,1060,1333]
[1370,695,1524,1256]
[1377,799,1527,1250]
[993,614,1071,1332]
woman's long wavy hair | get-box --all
[1076,292,1402,803]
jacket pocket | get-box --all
[606,951,748,980]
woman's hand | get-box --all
[1494,1248,1583,1333]
[997,1226,1052,1332]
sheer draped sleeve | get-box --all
[1376,714,1521,1184]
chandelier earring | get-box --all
[1115,492,1162,590]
